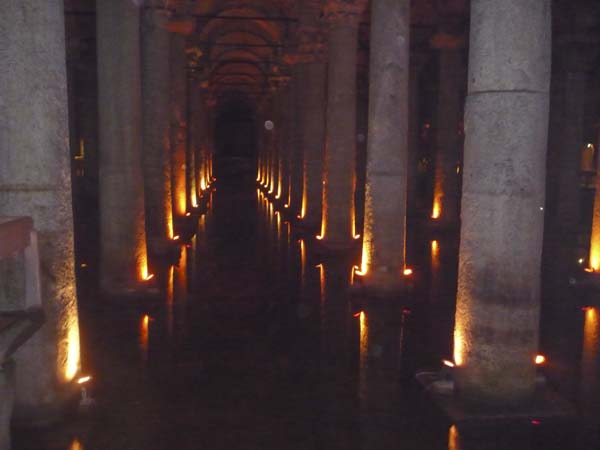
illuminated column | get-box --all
[555,52,586,236]
[288,73,304,216]
[297,5,327,228]
[170,34,188,219]
[186,76,197,210]
[588,130,600,270]
[407,54,427,216]
[276,79,292,204]
[97,0,150,291]
[320,0,366,248]
[142,9,173,255]
[0,0,81,417]
[431,36,465,226]
[189,81,207,195]
[454,0,550,406]
[358,0,410,291]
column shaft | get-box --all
[300,62,327,229]
[321,22,360,247]
[170,34,188,219]
[0,0,81,414]
[359,0,410,290]
[97,0,149,290]
[454,0,551,405]
[433,48,463,225]
[142,10,173,254]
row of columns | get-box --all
[97,0,215,294]
[257,0,552,407]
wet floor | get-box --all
[13,171,600,450]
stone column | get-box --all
[407,54,426,217]
[453,0,551,406]
[142,9,173,256]
[555,50,587,238]
[431,36,465,227]
[288,73,304,216]
[296,5,327,230]
[97,0,150,290]
[358,0,410,292]
[0,0,81,417]
[320,0,366,248]
[170,34,188,220]
[189,80,207,196]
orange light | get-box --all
[353,311,363,318]
[442,359,455,368]
[535,354,546,365]
[143,273,154,281]
[316,234,324,240]
[172,235,180,241]
[80,263,87,268]
[432,202,441,219]
[77,375,92,384]
[354,234,361,240]
[403,268,413,276]
[185,212,191,217]
[585,267,594,273]
[453,328,465,367]
[284,204,289,208]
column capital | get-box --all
[293,22,327,64]
[323,0,367,28]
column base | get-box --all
[350,274,414,300]
[0,361,15,450]
[100,279,161,300]
[12,377,81,429]
[313,237,361,256]
[415,370,575,425]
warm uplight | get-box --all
[74,138,85,160]
[316,234,324,240]
[432,201,441,219]
[354,240,369,277]
[579,258,585,265]
[172,235,180,241]
[354,234,361,240]
[589,161,600,271]
[140,315,149,362]
[453,328,465,367]
[284,204,289,208]
[70,439,84,450]
[77,376,92,384]
[403,268,413,276]
[65,322,81,382]
[317,263,325,302]
[353,311,363,318]
[442,359,455,368]
[535,354,546,365]
[448,425,460,450]
[431,240,439,254]
[143,273,154,281]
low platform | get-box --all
[416,371,576,425]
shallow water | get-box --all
[13,173,600,450]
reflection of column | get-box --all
[358,306,404,450]
[318,260,357,449]
[170,34,188,219]
[142,10,173,254]
[453,0,550,405]
[296,5,326,229]
[358,0,410,292]
[320,0,366,248]
[97,0,150,290]
[2,0,81,418]
[431,38,464,226]
[580,307,600,418]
